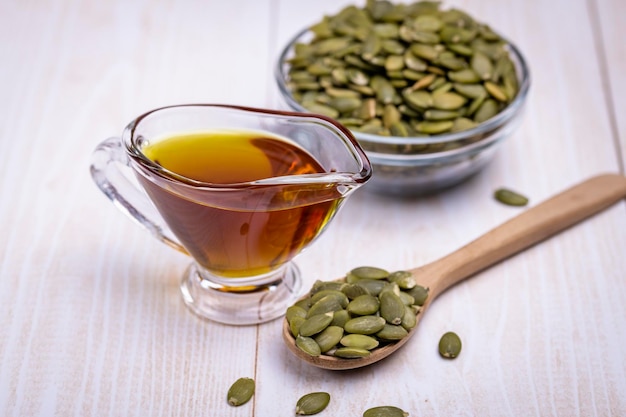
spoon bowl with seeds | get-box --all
[282,174,626,370]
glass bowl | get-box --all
[275,28,531,196]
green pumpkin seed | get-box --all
[446,43,473,56]
[344,316,386,335]
[331,309,351,327]
[354,279,388,296]
[382,39,406,55]
[227,377,255,406]
[438,331,462,358]
[398,291,415,306]
[296,335,322,356]
[314,326,344,353]
[350,266,389,280]
[311,279,343,294]
[494,188,529,206]
[306,295,344,318]
[413,14,443,32]
[470,51,494,80]
[415,120,453,134]
[302,102,339,119]
[363,405,409,417]
[290,316,305,337]
[299,312,334,336]
[347,294,381,315]
[453,83,487,99]
[451,117,478,132]
[341,283,370,299]
[340,334,380,350]
[410,43,440,61]
[310,290,349,308]
[286,305,307,323]
[403,50,428,71]
[406,285,429,306]
[432,92,467,110]
[376,324,409,341]
[403,90,433,109]
[296,392,331,415]
[401,305,418,330]
[473,98,499,123]
[379,291,406,325]
[408,73,436,90]
[333,347,371,358]
[383,104,402,127]
[423,109,459,121]
[371,76,398,104]
[484,81,508,102]
[447,68,481,83]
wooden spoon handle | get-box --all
[415,173,626,297]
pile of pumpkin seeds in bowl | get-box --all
[275,0,530,195]
[285,266,429,359]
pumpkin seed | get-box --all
[296,335,322,356]
[344,315,386,335]
[307,295,345,318]
[348,294,381,315]
[334,347,371,358]
[310,290,349,308]
[340,334,380,350]
[376,324,409,341]
[314,326,344,353]
[473,98,499,123]
[354,279,388,296]
[331,309,351,327]
[350,266,390,280]
[299,312,334,337]
[379,291,406,325]
[406,285,429,306]
[296,392,331,415]
[438,331,462,358]
[363,406,409,417]
[484,81,508,102]
[290,316,305,337]
[387,270,417,289]
[401,305,418,330]
[286,305,307,323]
[415,120,453,134]
[494,188,529,206]
[227,377,255,406]
[432,92,467,110]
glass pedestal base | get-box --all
[179,262,303,325]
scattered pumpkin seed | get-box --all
[296,392,331,415]
[494,188,529,206]
[363,405,409,417]
[227,377,255,406]
[438,331,462,358]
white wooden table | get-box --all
[1,0,625,415]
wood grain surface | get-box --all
[1,0,625,416]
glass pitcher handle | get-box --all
[90,137,188,254]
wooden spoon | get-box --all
[282,173,626,370]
